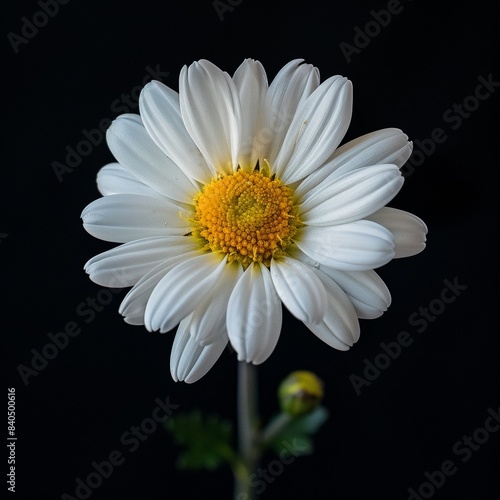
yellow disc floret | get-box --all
[192,167,299,268]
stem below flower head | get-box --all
[234,361,258,500]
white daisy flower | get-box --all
[82,59,427,383]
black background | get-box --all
[2,0,499,499]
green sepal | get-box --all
[165,411,236,470]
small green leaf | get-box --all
[267,406,329,457]
[165,411,236,471]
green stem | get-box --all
[234,361,258,500]
[258,412,293,450]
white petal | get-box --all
[331,128,413,171]
[189,261,243,346]
[139,81,212,184]
[304,268,360,347]
[106,114,198,204]
[296,221,395,271]
[84,236,195,287]
[318,268,391,319]
[81,194,188,243]
[366,207,428,258]
[171,322,228,383]
[275,76,353,183]
[97,163,165,199]
[263,59,320,167]
[270,257,327,324]
[296,128,412,198]
[300,164,404,226]
[118,251,202,325]
[180,60,241,175]
[303,321,350,351]
[227,263,282,364]
[233,59,268,171]
[145,253,228,333]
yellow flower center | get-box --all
[192,167,299,267]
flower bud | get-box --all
[278,370,324,417]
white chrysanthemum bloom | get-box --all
[82,59,427,383]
